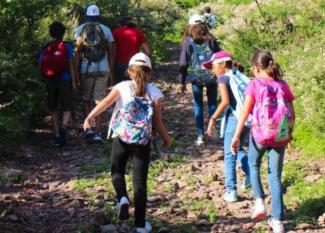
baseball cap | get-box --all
[129,52,152,69]
[86,4,100,16]
[203,51,233,69]
[189,14,204,25]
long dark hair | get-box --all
[128,65,151,97]
[184,23,215,45]
[251,49,283,80]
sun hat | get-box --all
[188,14,204,25]
[203,51,233,69]
[85,4,100,16]
[129,52,152,69]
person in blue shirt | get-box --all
[39,21,76,147]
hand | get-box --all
[181,84,187,93]
[162,136,171,148]
[206,119,215,137]
[83,116,95,131]
[231,138,240,155]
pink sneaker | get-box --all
[251,198,267,222]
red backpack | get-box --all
[40,40,69,78]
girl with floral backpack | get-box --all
[231,49,295,233]
[84,53,170,233]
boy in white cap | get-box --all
[74,4,116,143]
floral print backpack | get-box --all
[111,88,153,145]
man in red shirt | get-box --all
[113,16,151,84]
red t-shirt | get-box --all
[113,27,147,64]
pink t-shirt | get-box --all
[246,77,295,146]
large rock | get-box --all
[100,224,117,233]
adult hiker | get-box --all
[74,3,116,143]
[113,16,151,84]
[204,51,251,202]
[84,53,170,233]
[231,49,295,233]
[179,15,220,145]
[39,21,76,147]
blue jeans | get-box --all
[191,83,217,136]
[114,63,129,84]
[224,114,250,191]
[248,137,285,220]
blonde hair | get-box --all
[128,65,151,97]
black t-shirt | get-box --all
[217,74,237,112]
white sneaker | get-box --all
[194,135,204,146]
[117,196,130,220]
[136,221,152,233]
[268,219,285,233]
[251,198,267,221]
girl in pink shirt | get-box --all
[231,49,295,233]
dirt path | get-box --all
[1,43,324,233]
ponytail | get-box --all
[267,62,283,81]
[128,65,151,97]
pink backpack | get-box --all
[251,79,294,146]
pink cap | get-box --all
[203,51,232,70]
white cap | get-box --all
[189,14,204,25]
[86,4,100,16]
[129,52,152,69]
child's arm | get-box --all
[206,83,230,136]
[153,98,171,148]
[83,89,120,130]
[231,95,254,154]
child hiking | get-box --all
[179,15,220,145]
[83,53,170,233]
[39,21,76,147]
[231,49,295,233]
[204,51,251,202]
[74,4,116,143]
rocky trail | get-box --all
[1,43,325,233]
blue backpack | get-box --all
[219,69,251,138]
[188,40,214,85]
[111,89,153,145]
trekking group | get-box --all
[39,4,295,233]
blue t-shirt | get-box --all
[217,74,237,111]
[39,42,73,81]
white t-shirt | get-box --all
[107,80,164,138]
[74,22,115,73]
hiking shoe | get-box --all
[268,219,285,233]
[59,125,67,146]
[117,196,130,220]
[83,128,95,139]
[223,190,238,202]
[49,135,61,147]
[136,221,152,233]
[240,177,252,190]
[251,198,267,222]
[194,135,205,146]
[93,132,105,143]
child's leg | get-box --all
[132,143,151,228]
[237,127,250,178]
[191,83,204,136]
[206,83,217,117]
[223,114,238,191]
[267,146,285,220]
[111,138,130,201]
[248,137,267,199]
